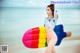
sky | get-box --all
[0,0,80,8]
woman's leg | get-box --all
[45,39,56,53]
[45,29,57,53]
[66,32,72,37]
[54,24,72,46]
[52,47,56,53]
[54,24,72,37]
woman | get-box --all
[44,4,71,53]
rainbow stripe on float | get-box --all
[22,26,48,48]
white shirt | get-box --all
[44,10,58,29]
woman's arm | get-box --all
[54,10,58,24]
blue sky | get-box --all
[1,0,80,8]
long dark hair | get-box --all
[47,4,54,17]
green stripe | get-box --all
[45,38,48,47]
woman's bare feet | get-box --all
[66,32,72,37]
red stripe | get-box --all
[32,27,40,34]
[32,34,39,40]
[32,27,39,39]
[31,27,40,48]
[32,40,39,48]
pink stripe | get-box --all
[23,40,32,48]
[22,29,32,41]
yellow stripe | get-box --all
[38,26,47,48]
[38,39,46,48]
[39,33,46,39]
[38,44,45,48]
[39,26,46,33]
[39,39,46,44]
[39,26,47,39]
